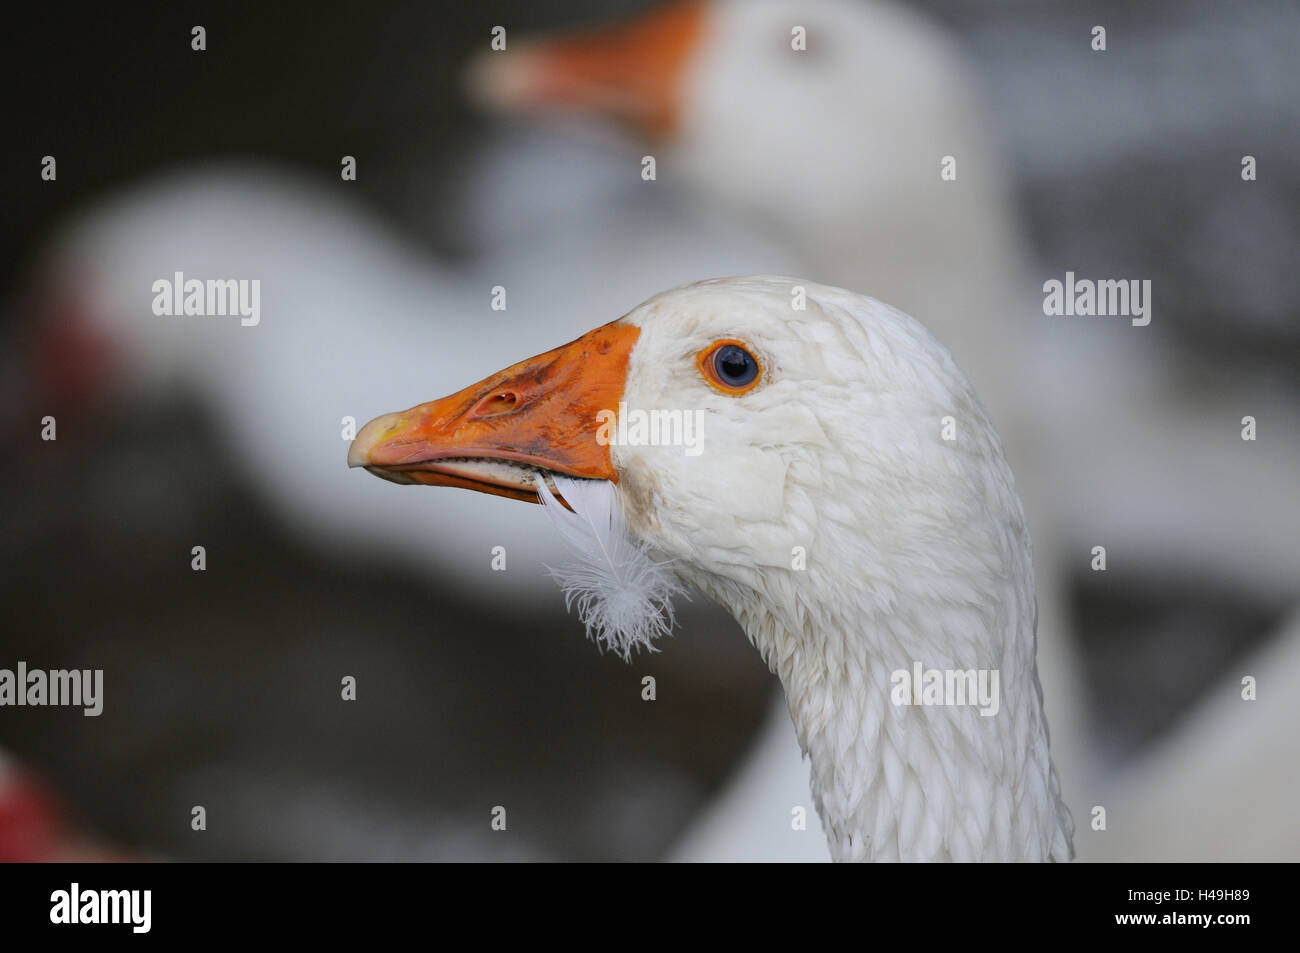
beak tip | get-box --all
[464,47,542,112]
[349,411,403,469]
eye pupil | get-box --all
[714,344,758,387]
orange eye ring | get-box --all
[697,339,763,394]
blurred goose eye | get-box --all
[698,340,762,393]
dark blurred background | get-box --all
[2,0,1296,860]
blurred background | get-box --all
[2,0,1297,861]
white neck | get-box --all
[686,523,1072,862]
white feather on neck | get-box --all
[535,474,683,661]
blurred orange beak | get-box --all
[466,0,708,139]
[348,322,639,504]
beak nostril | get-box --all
[473,391,520,417]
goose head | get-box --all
[350,276,1071,861]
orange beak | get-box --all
[466,0,709,139]
[348,321,639,504]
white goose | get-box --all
[350,276,1074,862]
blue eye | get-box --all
[699,340,762,393]
[715,345,758,386]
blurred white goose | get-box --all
[350,276,1074,861]
[1097,606,1300,861]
